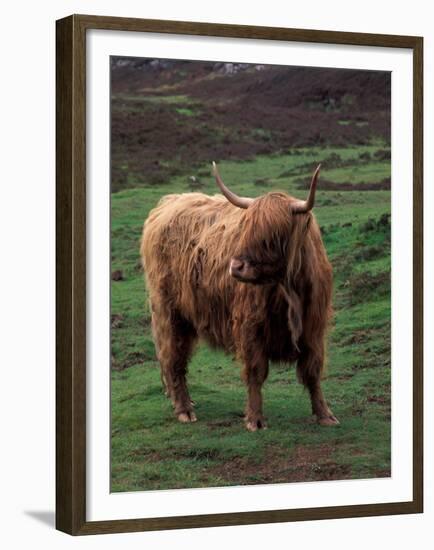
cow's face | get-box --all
[212,162,320,285]
[229,193,310,285]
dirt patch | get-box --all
[111,313,124,329]
[297,177,390,191]
[341,329,375,346]
[112,270,124,281]
[360,213,391,233]
[279,152,389,180]
[127,449,163,461]
[375,468,391,478]
[207,444,352,485]
[347,271,390,304]
[353,244,386,262]
[373,149,391,160]
[330,374,354,381]
[367,395,389,405]
[207,419,237,429]
[111,351,152,371]
[139,316,151,328]
[254,177,272,187]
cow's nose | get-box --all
[230,258,245,272]
[230,258,247,278]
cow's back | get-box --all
[141,192,241,350]
[141,192,235,270]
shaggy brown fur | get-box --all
[140,187,338,431]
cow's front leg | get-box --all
[242,357,269,432]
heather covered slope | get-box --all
[111,59,390,191]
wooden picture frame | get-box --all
[56,14,423,535]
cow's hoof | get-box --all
[245,418,267,432]
[317,414,339,426]
[177,411,197,423]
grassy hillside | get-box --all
[110,144,391,492]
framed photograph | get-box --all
[56,14,423,535]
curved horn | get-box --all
[291,164,321,214]
[212,162,254,209]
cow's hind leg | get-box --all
[297,349,339,426]
[152,306,198,423]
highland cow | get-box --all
[140,163,339,431]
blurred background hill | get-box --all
[111,58,390,192]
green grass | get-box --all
[175,107,199,117]
[113,93,196,105]
[111,144,391,491]
[112,93,202,117]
